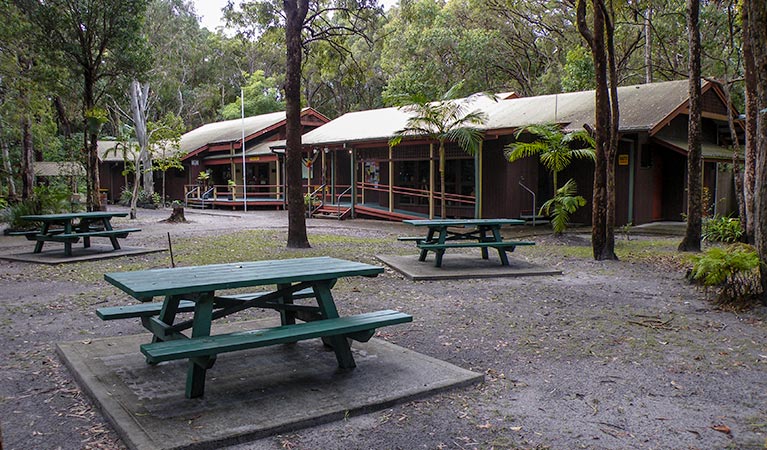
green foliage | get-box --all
[0,185,72,229]
[561,47,596,92]
[702,215,743,243]
[119,188,160,209]
[505,123,595,191]
[539,178,586,235]
[219,71,285,119]
[690,244,762,307]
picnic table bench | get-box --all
[20,212,139,256]
[402,218,533,267]
[99,256,412,398]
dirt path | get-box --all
[1,206,765,450]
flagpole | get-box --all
[241,87,247,211]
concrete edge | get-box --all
[56,342,158,450]
[57,337,484,450]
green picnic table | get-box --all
[19,211,140,256]
[98,256,412,398]
[401,218,533,267]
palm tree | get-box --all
[389,83,488,218]
[505,123,596,192]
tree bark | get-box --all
[0,122,18,202]
[678,0,702,252]
[742,6,757,244]
[577,0,617,260]
[645,7,653,83]
[130,80,152,217]
[20,115,34,200]
[284,0,311,248]
[744,0,767,303]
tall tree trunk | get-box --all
[0,123,18,202]
[20,115,34,200]
[645,7,653,83]
[721,82,747,237]
[130,80,152,215]
[679,0,702,252]
[604,1,619,260]
[83,72,102,212]
[742,6,757,244]
[577,0,616,260]
[744,0,767,303]
[284,0,310,248]
[53,96,72,139]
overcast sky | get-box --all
[191,0,398,31]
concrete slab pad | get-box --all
[0,245,165,264]
[57,319,482,450]
[376,253,561,281]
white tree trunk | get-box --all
[130,80,154,197]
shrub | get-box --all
[702,215,743,243]
[119,188,161,209]
[0,185,73,229]
[689,243,762,307]
[539,178,586,235]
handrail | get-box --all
[518,180,536,226]
[184,186,199,207]
[336,186,352,218]
[201,187,215,209]
[306,184,326,217]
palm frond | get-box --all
[505,142,549,162]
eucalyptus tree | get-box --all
[389,83,487,219]
[225,0,382,248]
[26,0,150,211]
[576,0,620,261]
[678,0,702,252]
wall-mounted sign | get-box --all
[191,159,199,166]
[618,154,629,166]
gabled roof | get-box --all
[181,107,328,156]
[302,80,725,147]
[34,161,86,177]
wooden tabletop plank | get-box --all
[403,218,525,227]
[21,212,129,221]
[104,256,384,299]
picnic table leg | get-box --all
[496,247,510,265]
[186,293,215,398]
[479,227,490,259]
[313,281,356,369]
[418,228,437,262]
[434,249,446,267]
[277,283,296,326]
[102,218,122,250]
[33,223,50,253]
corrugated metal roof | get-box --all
[302,94,499,146]
[180,110,288,154]
[303,80,695,146]
[485,80,692,132]
[34,161,86,177]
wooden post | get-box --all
[429,143,435,219]
[389,146,394,212]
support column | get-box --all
[429,143,435,219]
[389,146,394,212]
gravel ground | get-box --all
[0,206,765,450]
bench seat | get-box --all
[397,236,427,242]
[416,240,535,267]
[41,227,141,241]
[96,287,317,320]
[141,309,413,363]
[417,240,535,250]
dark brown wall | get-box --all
[481,138,539,219]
